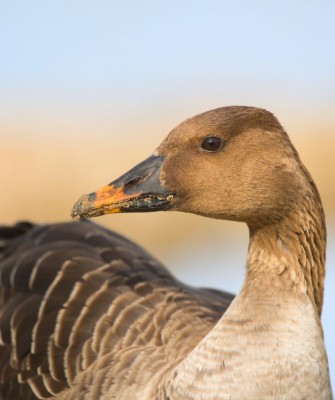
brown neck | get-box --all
[245,187,326,316]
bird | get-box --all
[0,106,332,399]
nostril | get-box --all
[124,176,143,189]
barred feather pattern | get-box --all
[0,220,233,399]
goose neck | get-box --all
[245,196,326,315]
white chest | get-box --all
[159,295,332,400]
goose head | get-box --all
[72,106,310,229]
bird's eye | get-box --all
[200,136,224,153]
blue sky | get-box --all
[1,1,334,122]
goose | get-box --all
[0,106,332,399]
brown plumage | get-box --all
[0,106,332,399]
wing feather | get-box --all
[0,220,234,399]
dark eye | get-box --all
[200,136,224,153]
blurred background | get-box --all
[1,0,334,388]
